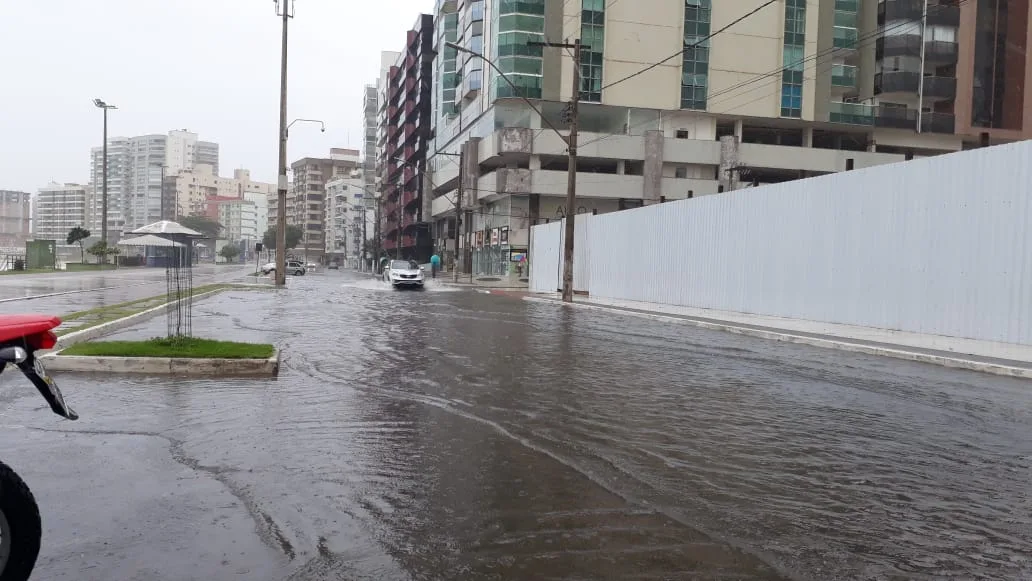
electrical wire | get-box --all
[577,0,970,150]
[704,0,972,108]
[597,0,779,92]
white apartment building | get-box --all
[325,173,368,267]
[244,190,269,239]
[88,137,129,237]
[166,130,219,176]
[89,129,221,238]
[427,0,983,281]
[34,183,88,242]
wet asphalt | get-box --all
[0,265,255,316]
[1,269,1030,580]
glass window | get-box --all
[681,0,711,110]
[580,0,605,102]
[780,0,806,118]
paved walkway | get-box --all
[525,294,1032,378]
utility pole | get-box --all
[529,38,582,302]
[453,148,464,282]
[274,0,293,287]
[361,195,370,271]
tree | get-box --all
[66,226,91,264]
[86,241,119,264]
[261,225,303,251]
[179,216,224,239]
[218,244,240,262]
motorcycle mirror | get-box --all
[0,346,28,364]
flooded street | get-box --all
[2,270,1031,580]
[0,265,254,315]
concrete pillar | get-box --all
[642,130,664,205]
[529,154,541,170]
[461,137,481,209]
[734,119,744,141]
[616,160,626,175]
[718,135,740,192]
[803,127,814,147]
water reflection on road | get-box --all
[0,265,252,314]
[4,271,1031,580]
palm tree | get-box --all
[66,226,91,264]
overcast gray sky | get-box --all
[0,0,430,192]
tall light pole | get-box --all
[444,41,579,301]
[93,99,117,257]
[284,118,325,268]
[274,0,294,286]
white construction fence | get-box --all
[530,140,1032,346]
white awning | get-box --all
[116,235,185,248]
[131,220,203,236]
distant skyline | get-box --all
[0,0,431,192]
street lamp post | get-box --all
[93,98,117,259]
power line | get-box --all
[705,0,972,107]
[578,0,970,150]
[598,0,779,92]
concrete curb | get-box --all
[41,349,279,377]
[523,296,1032,380]
[56,287,231,349]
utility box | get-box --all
[25,240,56,270]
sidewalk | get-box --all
[524,294,1032,379]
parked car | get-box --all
[261,260,306,276]
[328,262,339,270]
[382,259,424,289]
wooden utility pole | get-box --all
[453,148,464,282]
[274,0,292,286]
[529,38,583,302]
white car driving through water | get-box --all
[383,259,424,289]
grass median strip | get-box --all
[60,337,274,359]
[56,283,244,336]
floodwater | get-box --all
[2,270,1031,580]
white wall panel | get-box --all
[529,220,562,293]
[530,141,1032,345]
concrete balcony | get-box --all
[922,76,957,102]
[921,112,956,134]
[431,194,456,218]
[486,127,720,166]
[924,40,958,65]
[831,64,858,91]
[875,71,920,96]
[833,26,858,50]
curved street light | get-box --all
[443,42,566,142]
[443,41,580,301]
[285,118,325,138]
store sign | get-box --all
[491,228,500,245]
